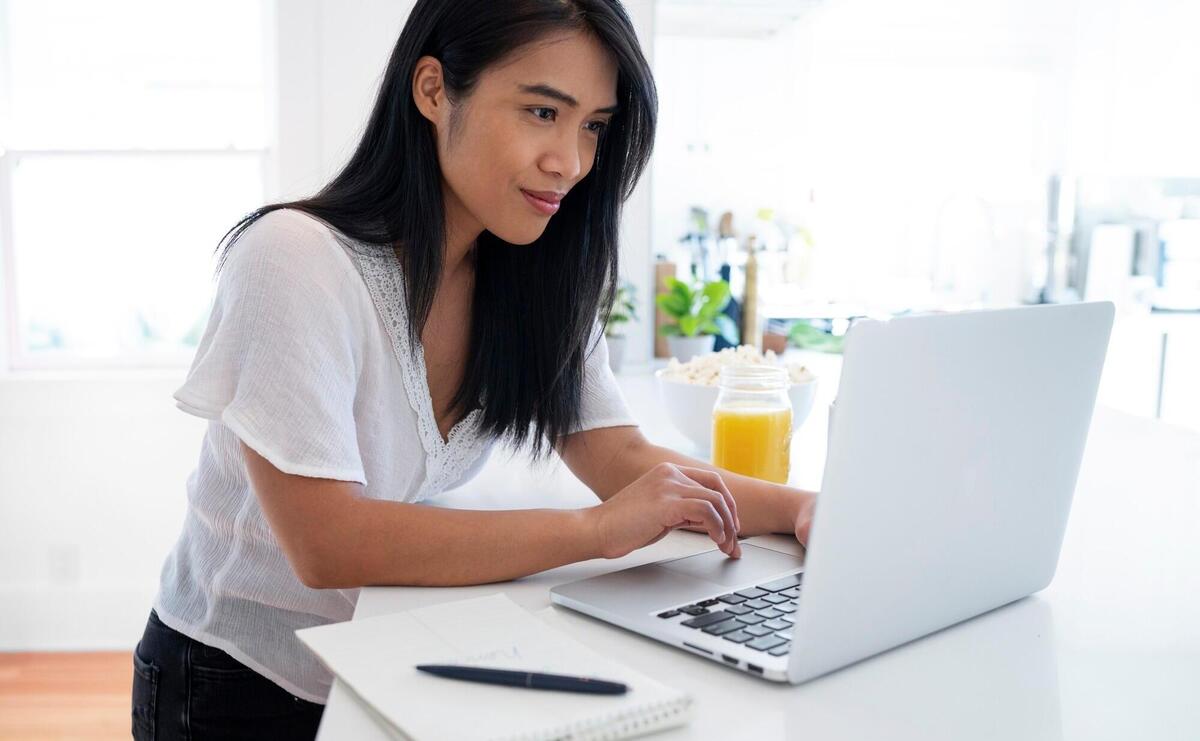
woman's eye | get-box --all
[528,108,606,135]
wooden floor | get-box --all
[0,653,132,741]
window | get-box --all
[0,0,272,369]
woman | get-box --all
[131,0,817,738]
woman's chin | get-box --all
[490,221,548,246]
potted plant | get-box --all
[656,276,738,361]
[604,279,639,373]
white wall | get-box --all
[0,0,655,650]
[0,373,197,649]
[271,0,418,200]
[1062,0,1200,176]
[616,0,657,368]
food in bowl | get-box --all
[660,345,815,387]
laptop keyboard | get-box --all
[655,572,802,657]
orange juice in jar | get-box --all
[711,365,792,484]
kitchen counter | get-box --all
[317,358,1200,741]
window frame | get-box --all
[0,0,276,373]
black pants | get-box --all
[131,609,325,740]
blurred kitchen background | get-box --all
[1,0,1197,649]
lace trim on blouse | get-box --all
[346,242,491,500]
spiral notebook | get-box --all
[296,593,693,741]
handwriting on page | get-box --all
[458,644,562,674]
[460,644,522,664]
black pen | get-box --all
[416,664,628,695]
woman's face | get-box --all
[413,30,620,246]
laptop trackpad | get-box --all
[657,544,804,587]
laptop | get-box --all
[550,301,1115,684]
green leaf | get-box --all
[658,323,682,337]
[655,292,689,317]
[702,279,730,307]
[678,315,702,337]
[663,276,691,300]
[670,279,693,304]
[697,281,731,319]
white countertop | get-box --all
[316,356,1200,741]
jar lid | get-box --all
[718,364,788,390]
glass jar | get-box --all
[711,365,792,484]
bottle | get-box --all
[711,365,792,484]
[714,263,742,351]
[741,235,762,350]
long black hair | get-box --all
[213,0,656,462]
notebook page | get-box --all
[297,593,692,741]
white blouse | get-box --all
[154,208,637,703]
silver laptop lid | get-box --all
[789,302,1114,683]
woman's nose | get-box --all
[542,133,583,182]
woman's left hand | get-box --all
[790,489,817,547]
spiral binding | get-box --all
[494,693,693,741]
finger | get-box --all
[675,466,740,533]
[676,499,727,550]
[674,480,737,550]
[672,483,734,551]
[687,497,738,557]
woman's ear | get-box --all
[411,55,447,127]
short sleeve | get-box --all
[565,320,639,436]
[173,210,368,484]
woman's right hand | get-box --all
[587,462,742,560]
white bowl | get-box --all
[654,368,819,454]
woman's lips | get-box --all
[521,189,561,215]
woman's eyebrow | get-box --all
[517,83,619,114]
